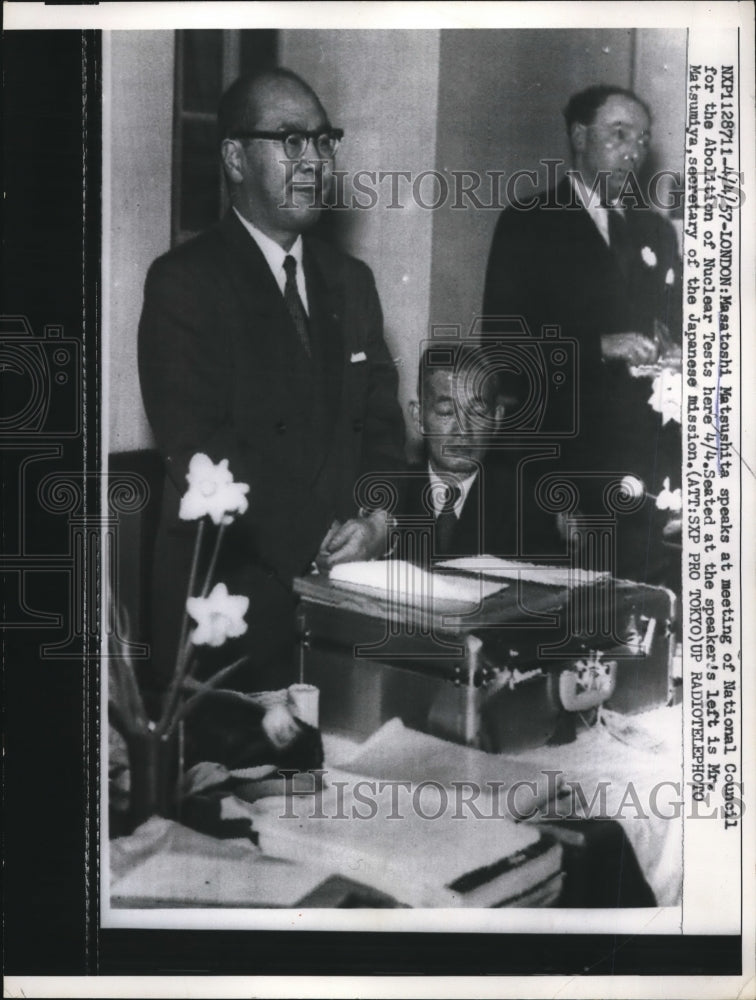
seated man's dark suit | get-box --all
[138,210,405,689]
[398,458,567,563]
[483,178,682,586]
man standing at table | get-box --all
[483,84,682,585]
[138,69,405,690]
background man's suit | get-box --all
[484,179,682,384]
[139,210,405,688]
[483,178,682,585]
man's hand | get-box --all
[662,516,682,543]
[601,332,659,366]
[315,510,388,573]
[652,319,682,362]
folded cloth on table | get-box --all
[503,702,683,906]
[110,694,326,843]
[177,713,324,841]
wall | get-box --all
[279,29,441,446]
[428,29,686,336]
[104,31,174,453]
[281,28,685,454]
[633,28,688,227]
[431,29,641,336]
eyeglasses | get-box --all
[229,128,344,160]
[588,123,651,151]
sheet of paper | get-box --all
[436,555,609,588]
[328,559,508,604]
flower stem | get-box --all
[156,519,205,735]
[178,518,205,652]
[200,521,226,598]
[156,640,195,736]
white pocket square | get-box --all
[350,351,367,363]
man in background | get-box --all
[483,84,682,586]
[138,69,405,690]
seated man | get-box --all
[401,341,566,562]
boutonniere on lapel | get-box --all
[620,474,682,512]
[648,367,682,425]
[350,351,367,363]
[640,245,658,268]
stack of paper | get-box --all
[249,778,562,908]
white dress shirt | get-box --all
[233,208,309,313]
[569,174,623,248]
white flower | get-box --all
[656,477,682,513]
[648,368,682,425]
[179,453,250,525]
[186,582,249,647]
[640,245,657,268]
[665,267,675,286]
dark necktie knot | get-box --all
[283,254,297,280]
[282,255,311,358]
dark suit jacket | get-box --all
[138,211,405,687]
[483,178,682,378]
[397,459,567,564]
[483,179,682,586]
[484,178,681,459]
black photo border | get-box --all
[1,25,744,984]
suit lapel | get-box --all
[555,178,624,278]
[213,215,363,486]
[218,210,284,320]
[216,212,332,474]
[219,211,320,370]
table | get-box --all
[109,702,681,909]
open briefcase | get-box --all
[294,558,678,751]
